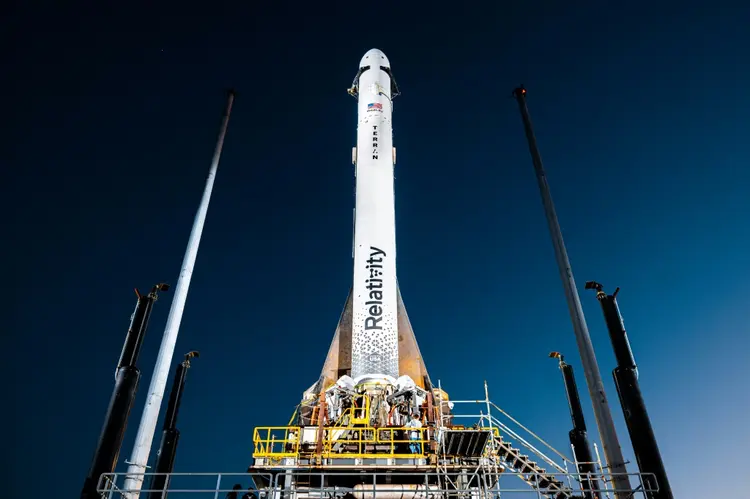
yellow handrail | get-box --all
[253,425,431,459]
[350,394,370,424]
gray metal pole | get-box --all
[511,86,632,498]
[122,90,236,498]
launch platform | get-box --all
[100,383,648,498]
[242,281,599,499]
[248,379,602,499]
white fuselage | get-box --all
[351,49,398,380]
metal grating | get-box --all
[442,430,492,457]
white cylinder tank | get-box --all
[352,484,441,499]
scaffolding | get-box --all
[98,469,654,498]
[98,382,657,499]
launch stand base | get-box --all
[244,390,653,499]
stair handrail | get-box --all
[447,399,571,474]
[489,416,568,475]
[488,401,573,467]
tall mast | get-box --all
[122,90,236,498]
[512,86,632,498]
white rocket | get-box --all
[348,49,401,380]
[300,50,433,426]
[302,49,431,410]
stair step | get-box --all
[495,438,573,499]
[520,461,538,474]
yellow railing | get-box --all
[253,425,430,459]
[350,394,370,425]
[253,427,301,458]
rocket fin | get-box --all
[395,283,432,390]
[317,288,353,392]
[314,284,431,395]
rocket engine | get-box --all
[300,374,434,428]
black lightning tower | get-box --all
[585,281,673,499]
[81,284,169,499]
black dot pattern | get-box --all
[352,308,399,378]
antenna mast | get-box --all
[122,90,236,498]
[512,86,632,498]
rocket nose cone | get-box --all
[360,49,390,68]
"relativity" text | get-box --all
[364,246,386,331]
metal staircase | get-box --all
[494,435,581,499]
[440,384,597,499]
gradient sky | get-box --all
[8,2,749,498]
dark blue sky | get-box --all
[8,2,749,498]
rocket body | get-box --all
[351,49,399,380]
